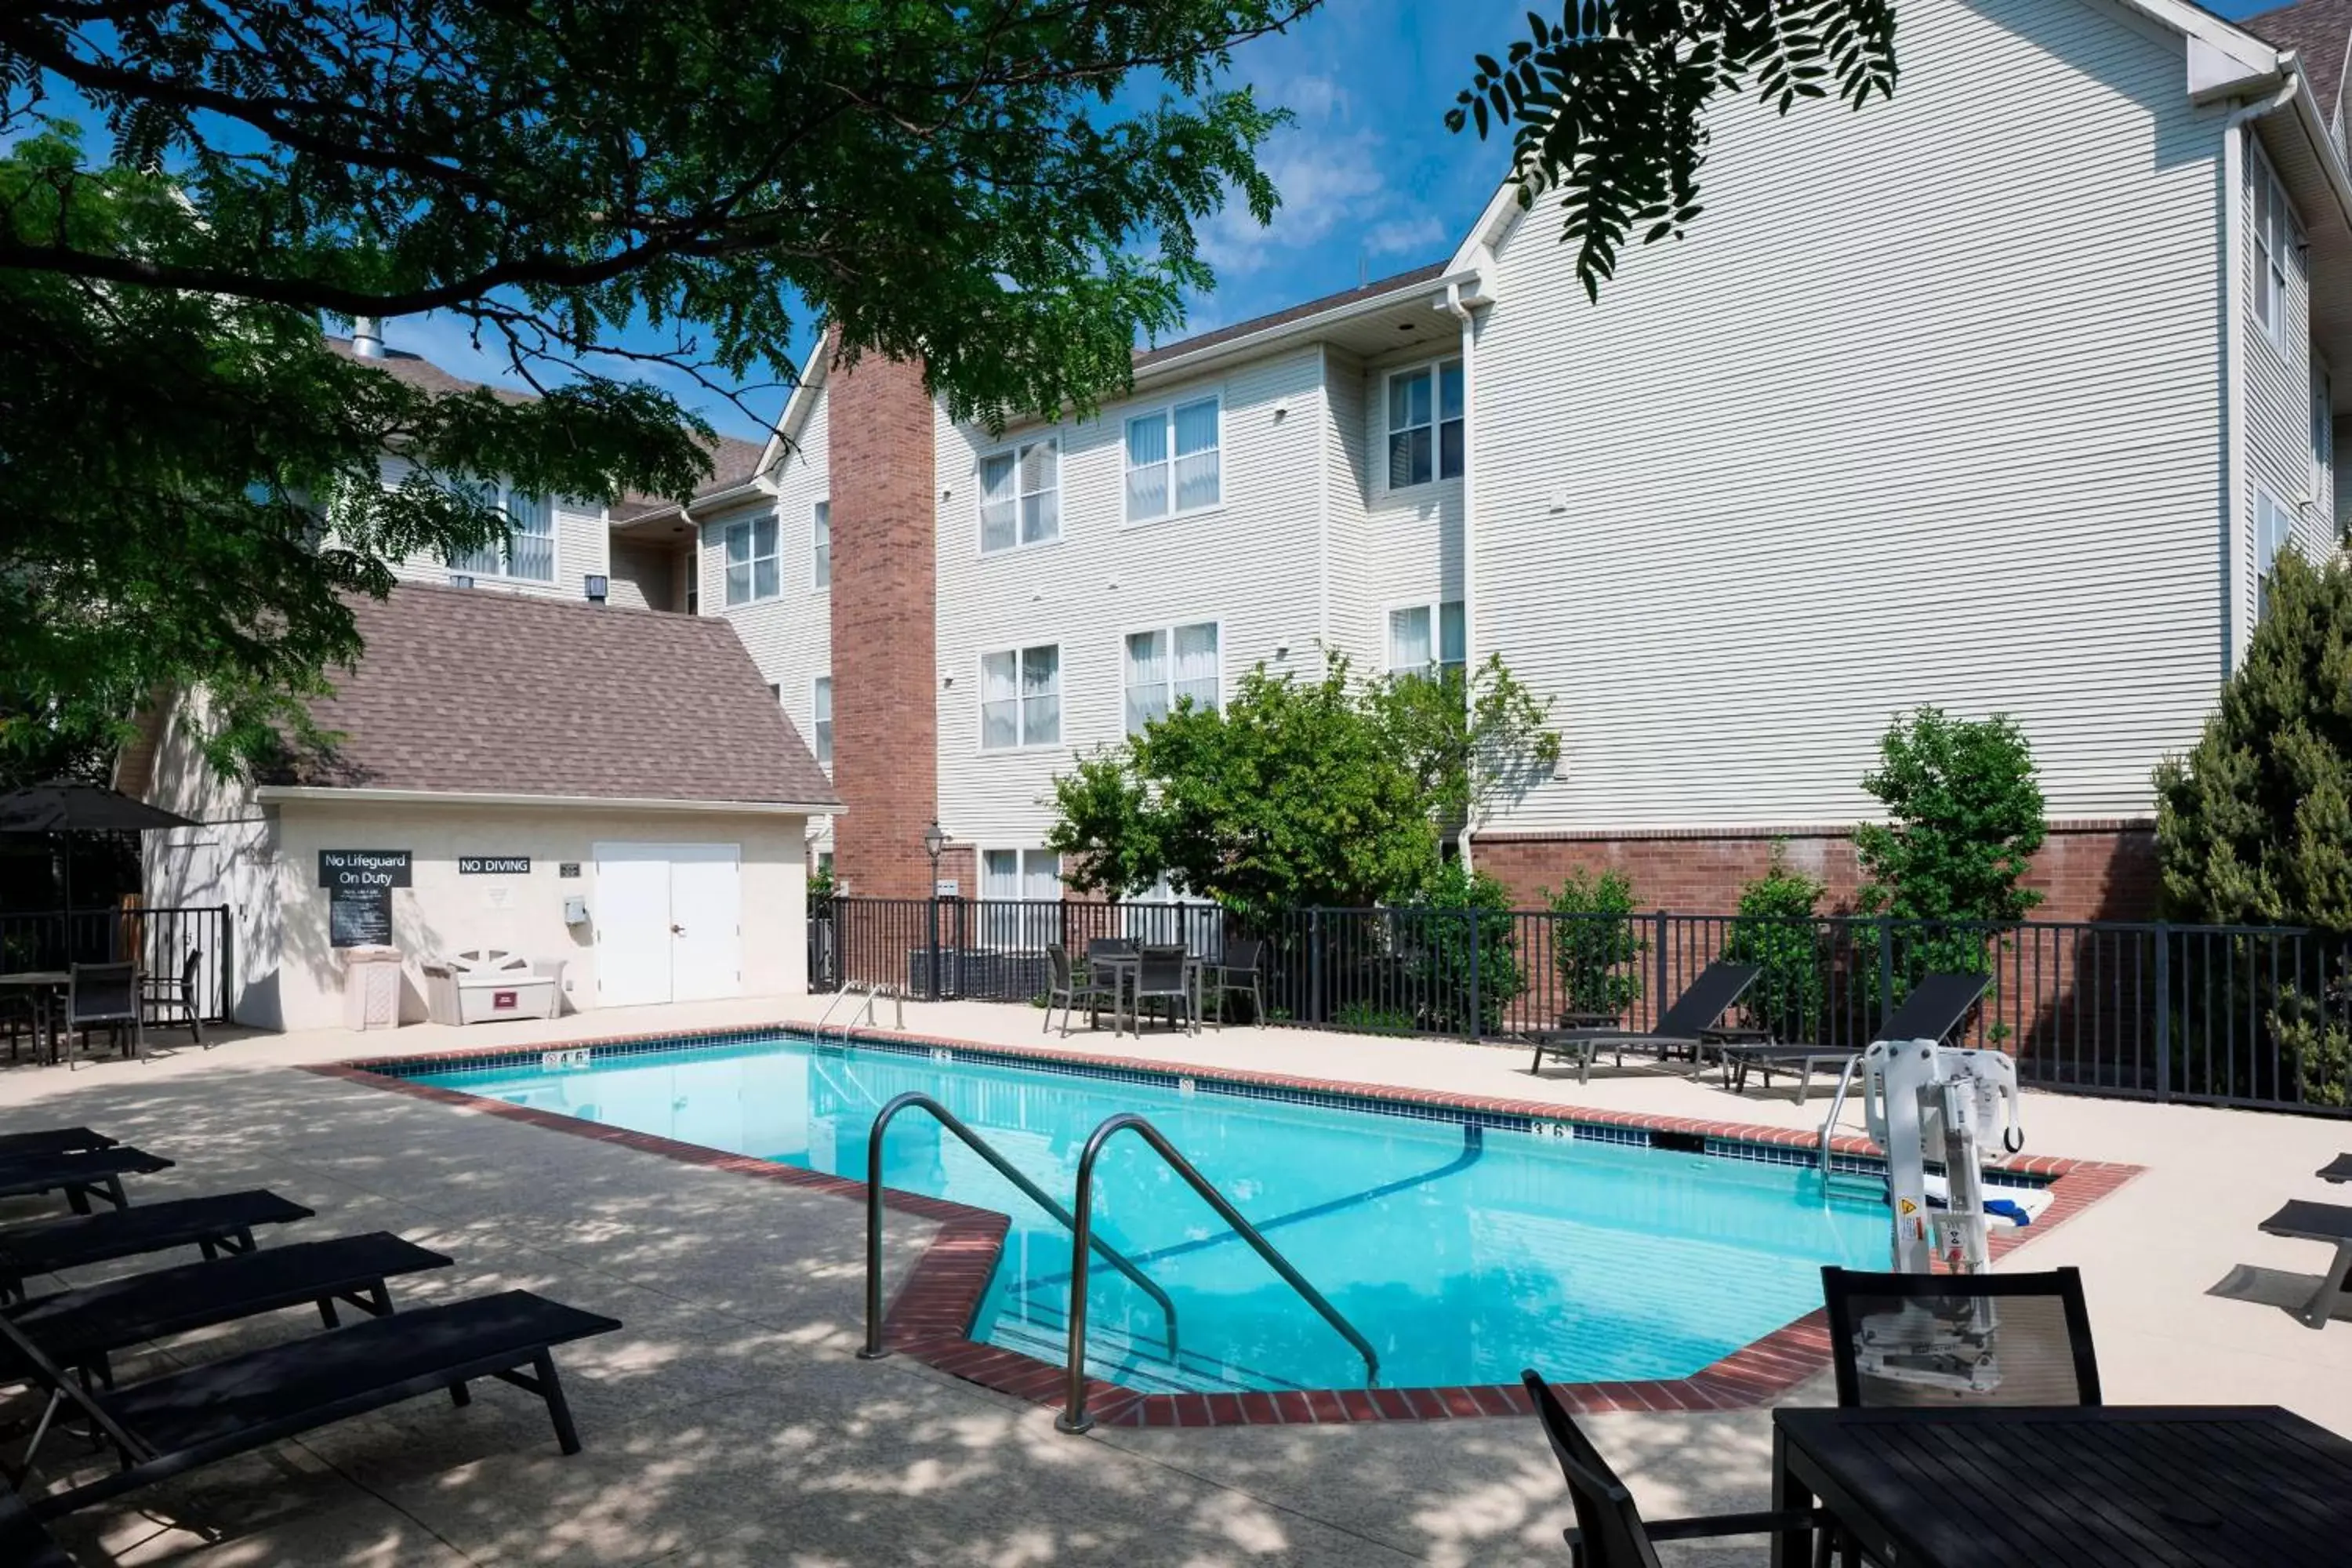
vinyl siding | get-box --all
[1362,346,1467,670]
[607,539,677,612]
[1322,347,1377,668]
[1472,0,2230,832]
[379,455,608,601]
[2243,134,2323,590]
[933,349,1330,848]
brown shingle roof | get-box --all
[278,584,837,808]
[2246,0,2352,115]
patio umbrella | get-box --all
[0,780,198,915]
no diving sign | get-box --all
[459,855,532,876]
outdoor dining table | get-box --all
[1769,1404,2352,1567]
[0,972,70,1065]
[1089,950,1203,1036]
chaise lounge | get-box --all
[1715,971,1993,1105]
[1527,962,1760,1084]
[0,1190,314,1303]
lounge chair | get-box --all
[1527,962,1760,1084]
[3,1231,454,1387]
[0,1190,314,1302]
[2318,1154,2352,1185]
[1,1290,622,1522]
[0,1128,116,1160]
[1521,1368,1820,1566]
[0,1146,173,1214]
[1718,971,1993,1103]
[2259,1200,2352,1328]
[1041,944,1115,1036]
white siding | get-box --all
[933,350,1331,847]
[1362,346,1466,667]
[607,539,677,612]
[1472,0,2230,831]
[379,455,608,602]
[2243,133,2322,591]
[1320,348,1378,669]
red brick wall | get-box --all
[1473,820,2158,922]
[828,343,938,899]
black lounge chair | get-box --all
[1528,962,1760,1083]
[1521,1368,1820,1566]
[2259,1200,2352,1328]
[2318,1154,2352,1185]
[0,1147,173,1215]
[0,1130,114,1161]
[4,1232,454,1387]
[0,1190,314,1302]
[1718,970,1993,1102]
[1,1290,622,1522]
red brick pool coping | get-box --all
[310,1017,2143,1428]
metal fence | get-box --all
[823,896,2352,1116]
[0,906,234,1024]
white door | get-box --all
[666,844,741,1001]
[593,843,742,1007]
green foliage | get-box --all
[1854,707,2046,928]
[1333,1000,1416,1033]
[1545,869,1642,1021]
[807,862,836,903]
[1417,861,1525,1035]
[1369,656,1561,830]
[1723,844,1827,1040]
[1450,0,1898,299]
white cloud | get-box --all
[1198,126,1388,278]
[1363,216,1447,258]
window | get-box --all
[724,515,779,605]
[982,848,1062,902]
[1386,360,1465,489]
[979,438,1059,553]
[1387,601,1467,674]
[811,500,830,590]
[1123,873,1218,954]
[2258,489,2296,619]
[445,482,555,583]
[1125,396,1221,522]
[811,675,833,768]
[980,644,1060,749]
[1123,622,1221,735]
[2253,152,2299,345]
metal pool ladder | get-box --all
[858,1093,1178,1364]
[1057,1111,1380,1433]
[815,982,902,1044]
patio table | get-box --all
[1769,1404,2352,1568]
[0,973,70,1065]
[1091,952,1203,1037]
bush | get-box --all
[1334,1000,1416,1033]
[1723,844,1826,1041]
[1546,869,1642,1022]
[1417,861,1525,1035]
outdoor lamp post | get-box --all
[922,819,946,1002]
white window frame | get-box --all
[1121,619,1224,736]
[977,436,1061,555]
[2257,487,2296,620]
[1123,872,1219,956]
[445,481,557,584]
[811,499,830,591]
[723,514,781,606]
[2252,147,2299,347]
[980,847,1063,901]
[811,674,833,769]
[978,642,1062,752]
[1385,598,1468,676]
[1383,358,1465,492]
[1123,391,1224,525]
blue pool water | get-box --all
[404,1035,1886,1392]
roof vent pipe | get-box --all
[351,317,384,358]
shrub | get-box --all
[1334,1000,1416,1033]
[1723,844,1827,1040]
[1546,868,1642,1022]
[1417,860,1525,1035]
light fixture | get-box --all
[922,819,947,891]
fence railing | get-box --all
[822,896,2352,1117]
[0,906,234,1024]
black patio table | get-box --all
[1769,1405,2352,1568]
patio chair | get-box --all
[0,1288,622,1523]
[0,1190,315,1303]
[1521,1369,1820,1567]
[1042,944,1116,1036]
[2,1231,454,1388]
[1203,938,1265,1028]
[2257,1200,2352,1328]
[0,1145,174,1214]
[1127,945,1196,1036]
[1820,1265,2102,1406]
[1528,962,1760,1084]
[64,961,140,1062]
[140,947,205,1048]
[1719,971,1991,1103]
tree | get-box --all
[2,0,1303,771]
[1854,706,2045,927]
[1545,867,1642,1021]
[1450,0,1899,299]
[1367,655,1560,835]
[1722,842,1828,1041]
[1418,860,1525,1036]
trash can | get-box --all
[340,945,405,1031]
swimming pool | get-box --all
[400,1032,1893,1395]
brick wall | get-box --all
[828,343,939,899]
[1473,819,2159,922]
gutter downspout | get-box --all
[1441,280,1479,873]
[2223,80,2299,675]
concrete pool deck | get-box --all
[2,995,2347,1565]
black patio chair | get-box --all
[1127,945,1195,1036]
[1820,1265,2102,1407]
[0,1190,314,1303]
[1042,944,1116,1037]
[1522,1368,1820,1567]
[1720,971,1992,1102]
[140,948,205,1049]
[1203,938,1265,1028]
[64,962,140,1062]
[1529,962,1760,1083]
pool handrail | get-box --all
[856,1091,1177,1364]
[1057,1110,1380,1434]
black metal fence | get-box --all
[0,906,234,1024]
[823,895,2352,1116]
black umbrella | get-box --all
[0,781,198,916]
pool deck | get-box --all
[4,994,2349,1566]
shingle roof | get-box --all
[2246,0,2352,115]
[1131,262,1450,370]
[277,583,838,808]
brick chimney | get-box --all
[826,338,939,898]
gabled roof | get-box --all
[271,584,837,809]
[2246,0,2352,117]
[1131,262,1450,370]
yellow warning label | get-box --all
[1897,1198,1919,1217]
